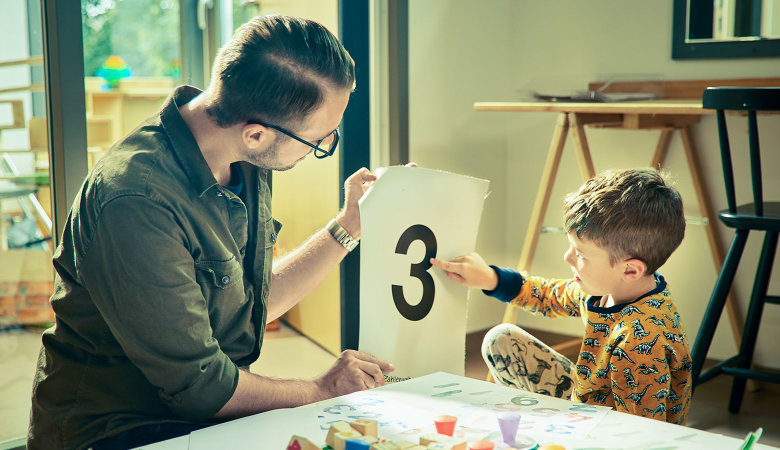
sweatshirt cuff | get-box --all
[482,265,524,302]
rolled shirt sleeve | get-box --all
[80,195,239,420]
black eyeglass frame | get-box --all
[249,121,340,159]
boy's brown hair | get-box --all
[563,168,685,274]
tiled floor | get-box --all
[1,324,778,447]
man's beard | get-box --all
[241,141,304,171]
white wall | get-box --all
[409,1,780,369]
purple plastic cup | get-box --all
[497,411,522,445]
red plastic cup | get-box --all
[434,415,457,436]
[467,439,495,450]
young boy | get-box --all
[431,168,691,424]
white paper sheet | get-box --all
[358,166,490,380]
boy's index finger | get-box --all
[430,257,453,272]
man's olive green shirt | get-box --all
[28,87,281,450]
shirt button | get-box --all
[221,275,231,285]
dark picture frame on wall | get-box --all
[672,0,780,59]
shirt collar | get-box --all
[586,273,667,313]
[160,85,221,197]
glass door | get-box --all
[81,0,183,168]
[0,1,55,322]
[0,0,56,444]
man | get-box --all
[28,15,393,450]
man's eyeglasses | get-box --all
[250,121,339,159]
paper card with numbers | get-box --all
[358,166,489,380]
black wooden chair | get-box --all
[691,87,780,413]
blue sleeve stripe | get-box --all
[482,265,524,302]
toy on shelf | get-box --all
[96,55,131,90]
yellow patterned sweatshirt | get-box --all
[485,267,691,424]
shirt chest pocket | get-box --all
[194,256,246,319]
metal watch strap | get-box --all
[326,219,359,252]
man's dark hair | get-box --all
[206,15,355,128]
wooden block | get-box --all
[327,421,359,447]
[345,437,372,450]
[419,435,466,450]
[333,430,362,450]
[419,433,452,445]
[286,435,320,450]
[350,419,379,437]
[368,440,393,450]
[428,444,455,450]
[370,442,418,450]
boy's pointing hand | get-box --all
[430,252,499,291]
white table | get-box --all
[139,372,774,449]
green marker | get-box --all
[739,427,763,450]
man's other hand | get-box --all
[337,163,417,240]
[314,350,394,398]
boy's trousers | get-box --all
[482,323,576,399]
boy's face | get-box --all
[563,232,626,297]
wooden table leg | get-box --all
[490,113,571,383]
[569,113,597,180]
[516,112,571,273]
[505,112,570,323]
[679,126,744,345]
[652,128,674,169]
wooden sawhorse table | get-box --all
[473,99,744,357]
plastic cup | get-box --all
[497,411,522,445]
[434,414,458,436]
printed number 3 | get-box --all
[392,224,437,321]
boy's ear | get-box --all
[622,258,648,282]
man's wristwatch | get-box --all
[326,219,359,252]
